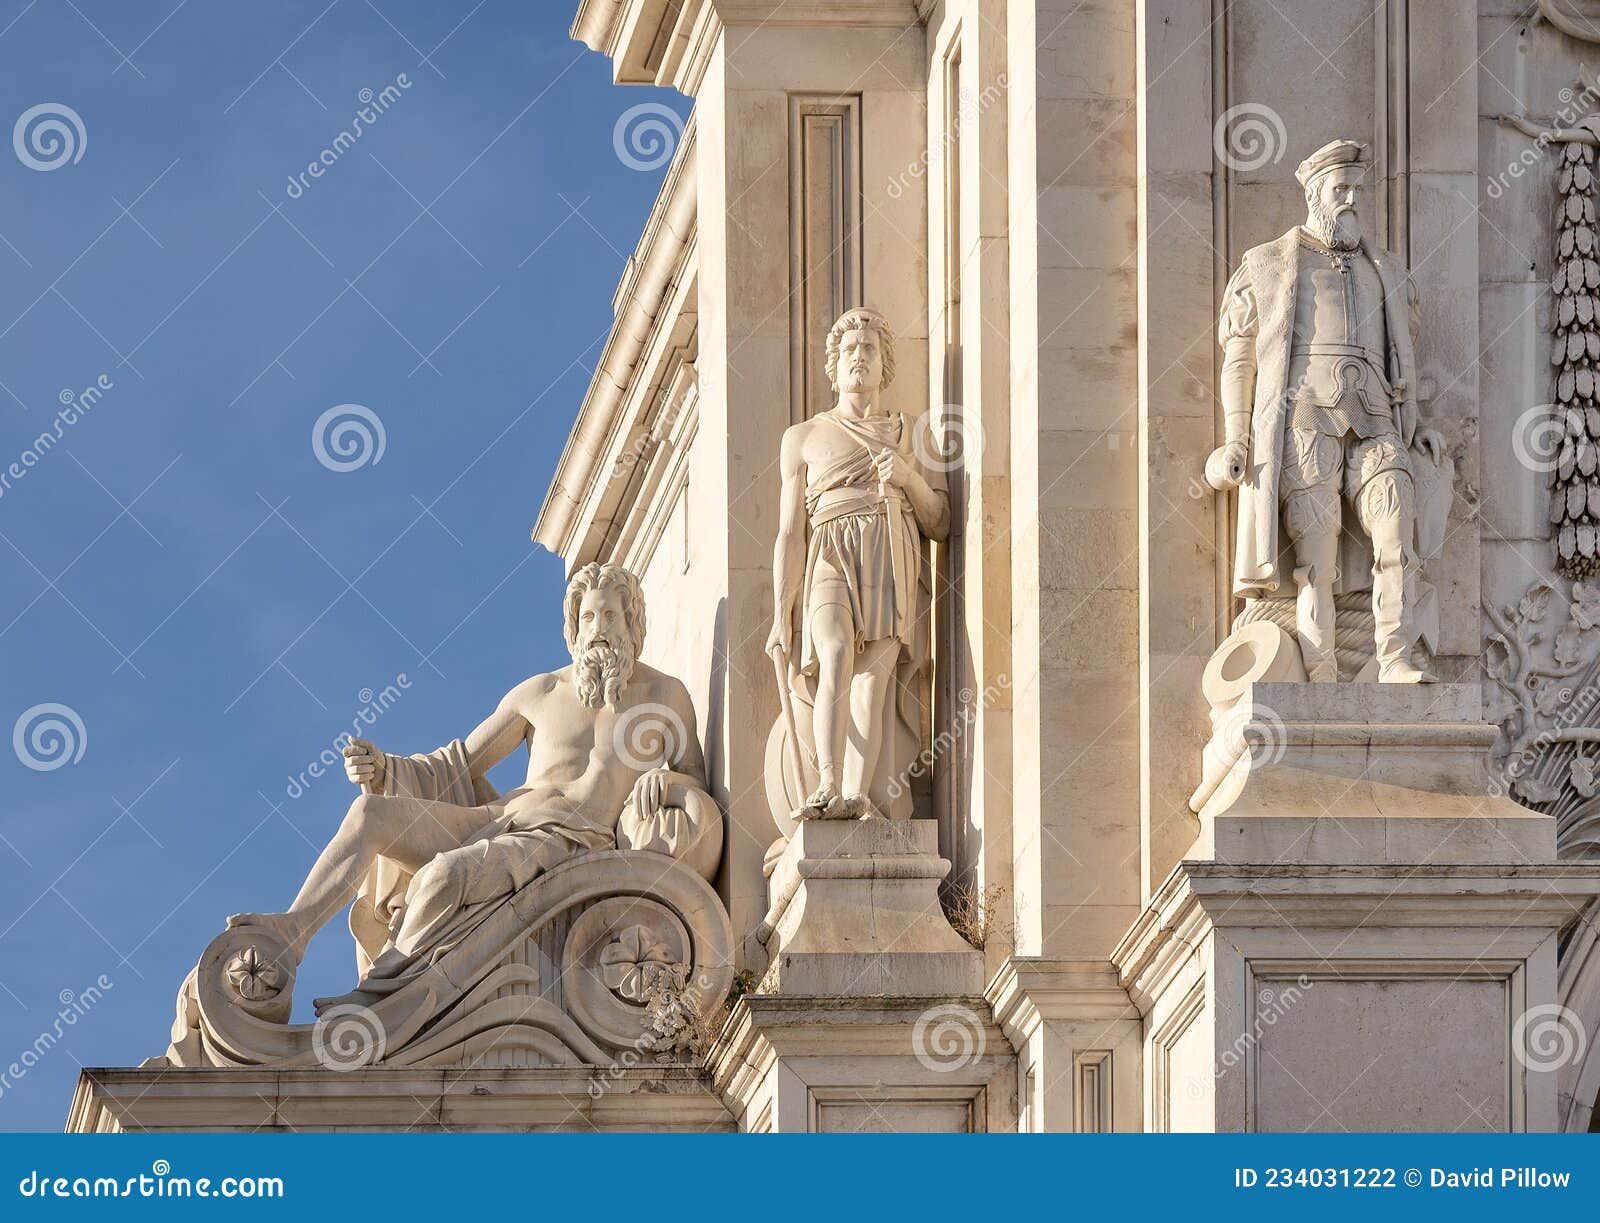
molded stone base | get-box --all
[985,958,1143,1131]
[1192,682,1555,863]
[708,995,1015,1131]
[758,819,983,996]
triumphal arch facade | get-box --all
[71,0,1600,1132]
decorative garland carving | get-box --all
[1496,94,1600,577]
[1549,136,1600,575]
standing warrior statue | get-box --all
[1206,139,1445,682]
[766,308,949,820]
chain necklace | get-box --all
[1299,231,1356,274]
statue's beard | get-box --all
[1307,200,1361,251]
[575,639,635,709]
[837,367,879,395]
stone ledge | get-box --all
[1112,860,1600,1010]
[67,1066,734,1133]
[984,957,1140,1046]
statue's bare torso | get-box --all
[783,409,907,493]
[481,662,705,827]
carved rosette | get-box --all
[563,895,706,1055]
[224,945,285,1002]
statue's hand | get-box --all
[343,738,385,790]
[1414,426,1445,466]
[630,767,673,818]
[765,616,791,662]
[872,447,913,490]
[1204,440,1248,491]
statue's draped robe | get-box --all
[350,740,614,995]
[793,411,937,818]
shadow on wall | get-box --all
[707,595,730,902]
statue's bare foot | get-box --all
[834,793,882,820]
[796,783,840,820]
[1377,659,1436,684]
[313,987,383,1017]
[225,912,303,957]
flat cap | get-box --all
[1295,139,1369,188]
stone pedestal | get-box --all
[1113,862,1600,1131]
[1119,682,1600,1131]
[757,819,984,997]
[1190,682,1554,863]
[708,996,1014,1132]
[720,822,1006,1131]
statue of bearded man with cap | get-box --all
[1205,138,1446,683]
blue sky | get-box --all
[0,0,685,1130]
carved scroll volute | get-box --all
[193,926,306,1065]
[556,855,734,1057]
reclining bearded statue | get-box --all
[152,562,731,1069]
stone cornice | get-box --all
[1113,860,1600,1008]
[533,119,697,565]
[984,958,1139,1047]
[709,1,922,25]
[570,0,923,95]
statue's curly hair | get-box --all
[563,562,646,657]
[824,307,896,392]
